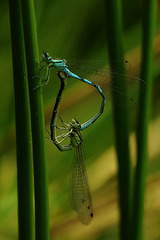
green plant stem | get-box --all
[105,1,132,239]
[20,0,50,240]
[9,0,34,239]
[132,0,156,239]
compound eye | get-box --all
[43,52,49,59]
[75,118,81,127]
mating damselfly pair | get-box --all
[38,52,144,225]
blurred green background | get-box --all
[0,0,160,239]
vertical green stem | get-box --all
[9,0,34,239]
[105,1,132,239]
[132,0,156,239]
[20,0,50,239]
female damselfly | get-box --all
[49,71,93,225]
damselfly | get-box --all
[39,52,144,112]
[52,117,93,225]
[49,71,93,225]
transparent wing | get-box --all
[67,60,145,109]
[70,143,93,225]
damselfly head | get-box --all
[40,52,52,63]
[70,118,81,130]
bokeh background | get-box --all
[0,0,160,239]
